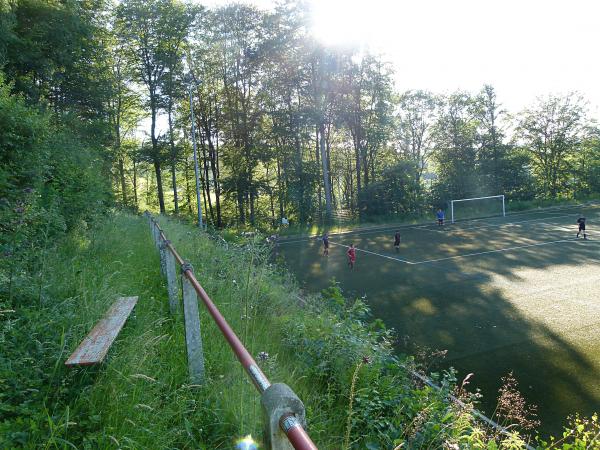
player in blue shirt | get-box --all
[436,208,445,226]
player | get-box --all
[394,230,401,252]
[322,232,330,256]
[577,216,587,239]
[346,243,356,269]
[436,208,445,226]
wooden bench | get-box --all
[65,296,138,367]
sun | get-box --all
[310,0,375,47]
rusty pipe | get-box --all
[150,216,317,449]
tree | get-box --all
[473,85,509,194]
[396,90,438,195]
[2,0,112,124]
[107,35,143,207]
[517,94,587,198]
[116,0,196,213]
[160,4,199,214]
[431,92,479,201]
[341,54,396,213]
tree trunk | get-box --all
[153,159,165,213]
[319,122,333,219]
[200,136,215,224]
[277,155,284,220]
[132,158,138,208]
[201,112,222,227]
[316,126,322,216]
[168,98,179,214]
[184,155,193,214]
[354,141,362,211]
[150,90,165,213]
[118,157,127,206]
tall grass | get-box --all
[3,212,597,449]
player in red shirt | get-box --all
[346,243,356,269]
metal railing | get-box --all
[145,213,318,450]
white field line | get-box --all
[328,241,415,264]
[504,201,599,217]
[446,213,575,232]
[299,233,596,266]
[278,214,556,244]
[433,211,600,235]
[410,238,599,265]
[277,202,600,244]
[415,225,447,233]
[278,210,599,245]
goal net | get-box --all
[450,195,505,223]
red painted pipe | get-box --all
[151,217,317,449]
[183,271,271,393]
[281,415,319,450]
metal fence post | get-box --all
[181,263,205,384]
[261,383,307,450]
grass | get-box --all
[2,211,599,449]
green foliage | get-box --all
[360,160,421,216]
[2,0,112,118]
[0,74,111,294]
[517,94,586,199]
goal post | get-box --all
[450,195,505,223]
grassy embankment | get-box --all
[1,212,598,449]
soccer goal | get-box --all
[450,195,505,223]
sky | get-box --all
[202,0,600,121]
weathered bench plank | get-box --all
[65,296,138,367]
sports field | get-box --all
[278,203,600,436]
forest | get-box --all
[2,0,600,233]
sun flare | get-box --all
[310,0,378,47]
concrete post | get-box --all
[159,239,167,277]
[153,222,160,250]
[162,240,178,314]
[181,263,205,384]
[261,383,307,450]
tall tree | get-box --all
[432,92,479,200]
[342,54,395,212]
[160,4,198,214]
[116,0,195,213]
[473,85,509,194]
[518,94,587,198]
[396,90,438,187]
[107,36,143,207]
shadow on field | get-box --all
[278,208,600,437]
